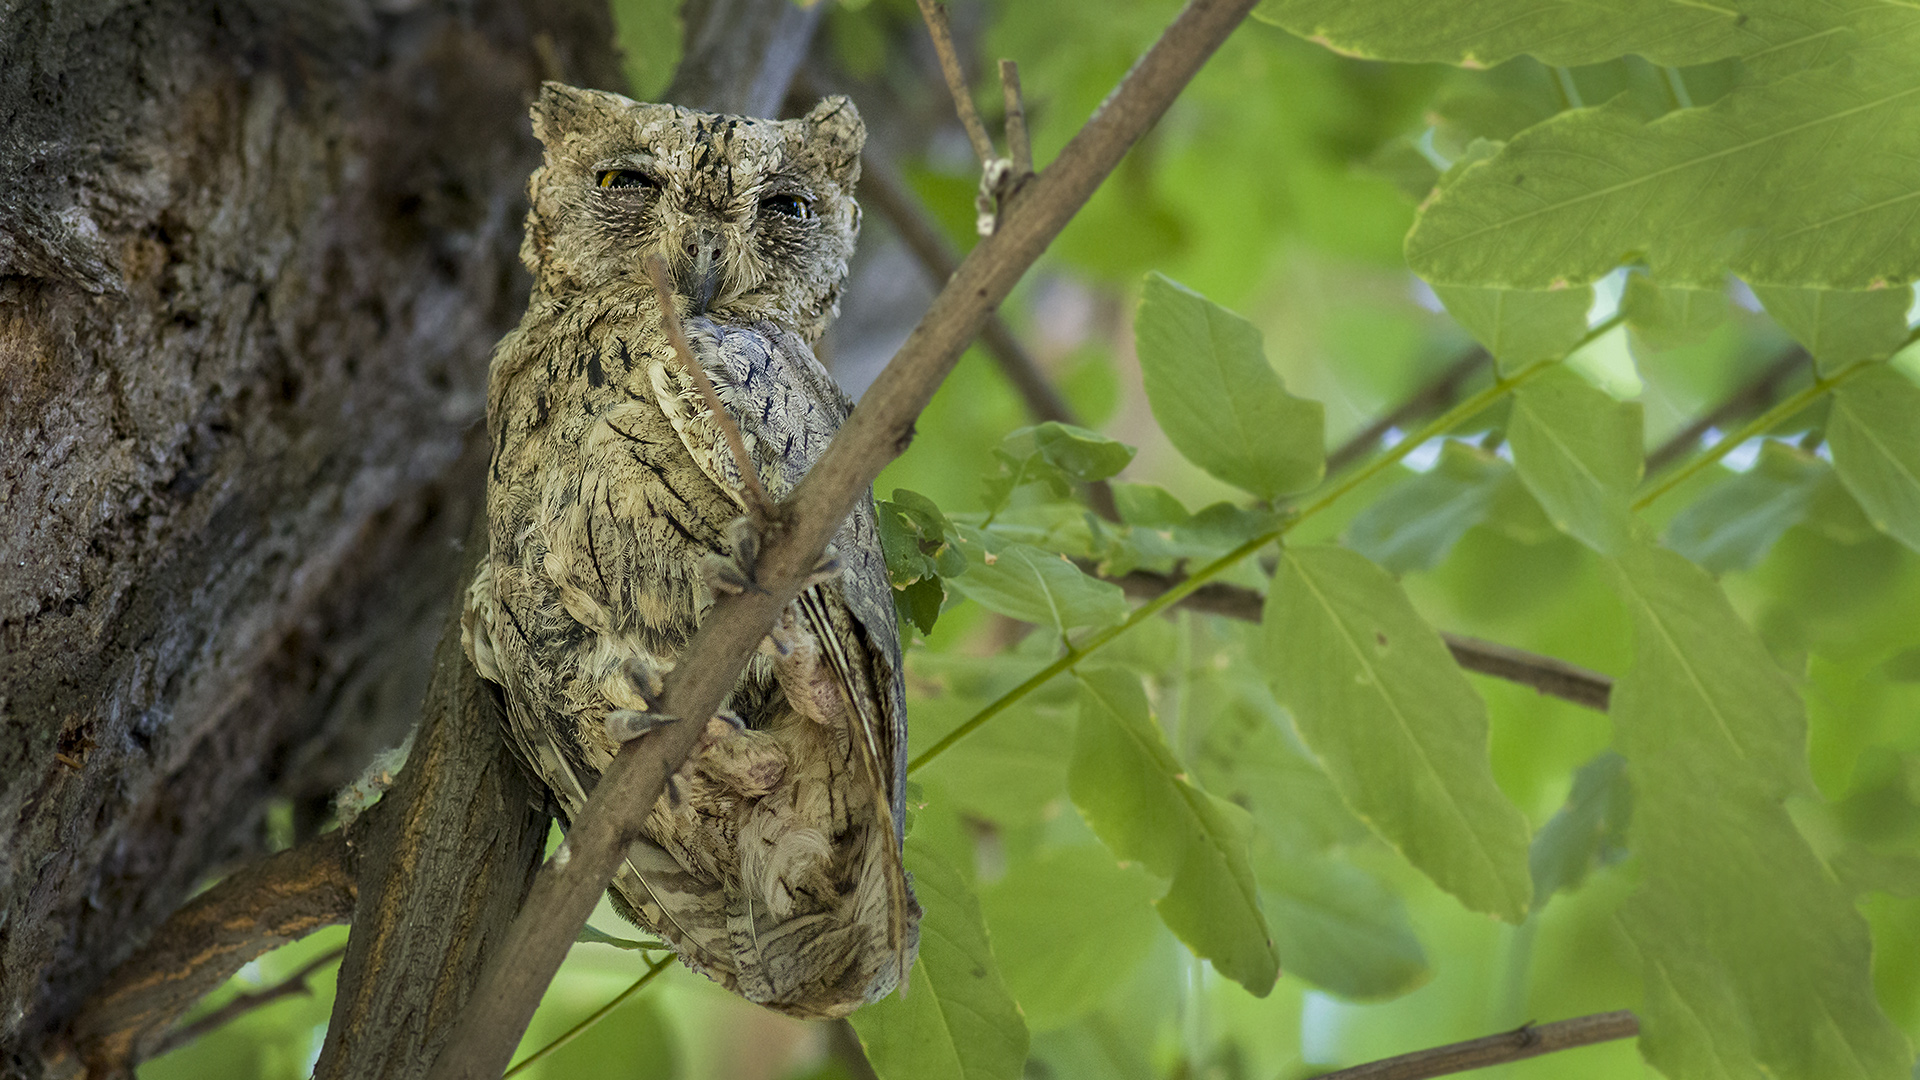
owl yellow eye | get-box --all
[760,193,812,220]
[597,169,659,191]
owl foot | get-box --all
[702,515,841,596]
[605,709,744,744]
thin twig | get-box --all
[503,956,674,1077]
[425,4,1261,1076]
[915,0,996,165]
[1308,1010,1639,1080]
[1000,59,1032,177]
[1644,346,1807,473]
[1326,348,1489,475]
[1107,571,1611,711]
[152,946,348,1058]
[645,255,779,523]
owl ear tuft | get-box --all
[802,96,866,184]
[530,82,630,148]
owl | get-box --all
[460,82,919,1019]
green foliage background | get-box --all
[145,1,1920,1077]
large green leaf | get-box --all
[948,526,1129,636]
[1752,286,1912,375]
[1346,442,1520,573]
[1406,4,1920,290]
[1507,366,1643,555]
[1431,284,1591,373]
[1253,0,1748,67]
[1135,273,1325,499]
[1068,668,1280,995]
[1256,838,1430,1001]
[851,839,1030,1080]
[1665,442,1835,572]
[1607,541,1909,1080]
[978,846,1161,1031]
[1828,365,1920,554]
[1261,546,1533,921]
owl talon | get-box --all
[702,517,841,596]
[606,709,673,743]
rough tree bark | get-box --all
[0,0,620,1071]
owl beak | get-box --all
[677,227,725,315]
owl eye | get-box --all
[596,169,659,191]
[760,192,812,220]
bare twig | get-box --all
[1644,346,1807,473]
[1309,1010,1639,1080]
[646,255,779,523]
[1326,348,1490,476]
[999,59,1032,178]
[71,827,361,1072]
[502,956,674,1077]
[152,946,348,1058]
[915,0,996,165]
[424,3,1260,1076]
[1108,570,1612,711]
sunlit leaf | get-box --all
[1253,0,1749,67]
[851,839,1030,1080]
[1508,366,1643,555]
[979,846,1161,1030]
[1828,365,1920,554]
[1135,273,1325,499]
[1262,545,1533,921]
[949,527,1129,636]
[1665,442,1834,572]
[1607,541,1910,1080]
[1069,668,1280,996]
[1752,286,1912,375]
[1431,284,1591,373]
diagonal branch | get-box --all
[1107,570,1613,711]
[1643,345,1807,474]
[151,946,348,1059]
[423,2,1262,1075]
[1326,348,1490,475]
[1309,1010,1639,1080]
[914,0,996,165]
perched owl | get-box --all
[460,83,919,1019]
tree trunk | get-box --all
[0,0,620,1068]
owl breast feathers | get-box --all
[460,83,919,1019]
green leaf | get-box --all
[1110,482,1191,528]
[1527,751,1632,911]
[1024,422,1138,482]
[1828,365,1920,554]
[1752,286,1912,375]
[1431,284,1592,372]
[574,924,666,951]
[1186,669,1370,853]
[948,527,1129,636]
[1406,10,1920,290]
[978,847,1161,1031]
[851,839,1030,1080]
[1622,276,1729,351]
[1664,442,1834,572]
[1135,273,1325,499]
[1069,668,1280,995]
[1252,0,1750,67]
[1256,839,1430,1001]
[1346,442,1517,573]
[1607,541,1910,1080]
[1507,366,1643,555]
[1262,546,1533,921]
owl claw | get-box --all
[703,516,841,596]
[605,708,673,743]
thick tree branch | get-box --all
[425,3,1260,1076]
[69,826,361,1074]
[1310,1010,1639,1080]
[1109,570,1612,711]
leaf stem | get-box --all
[502,955,674,1077]
[1631,360,1871,512]
[908,338,1595,774]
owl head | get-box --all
[520,83,865,342]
